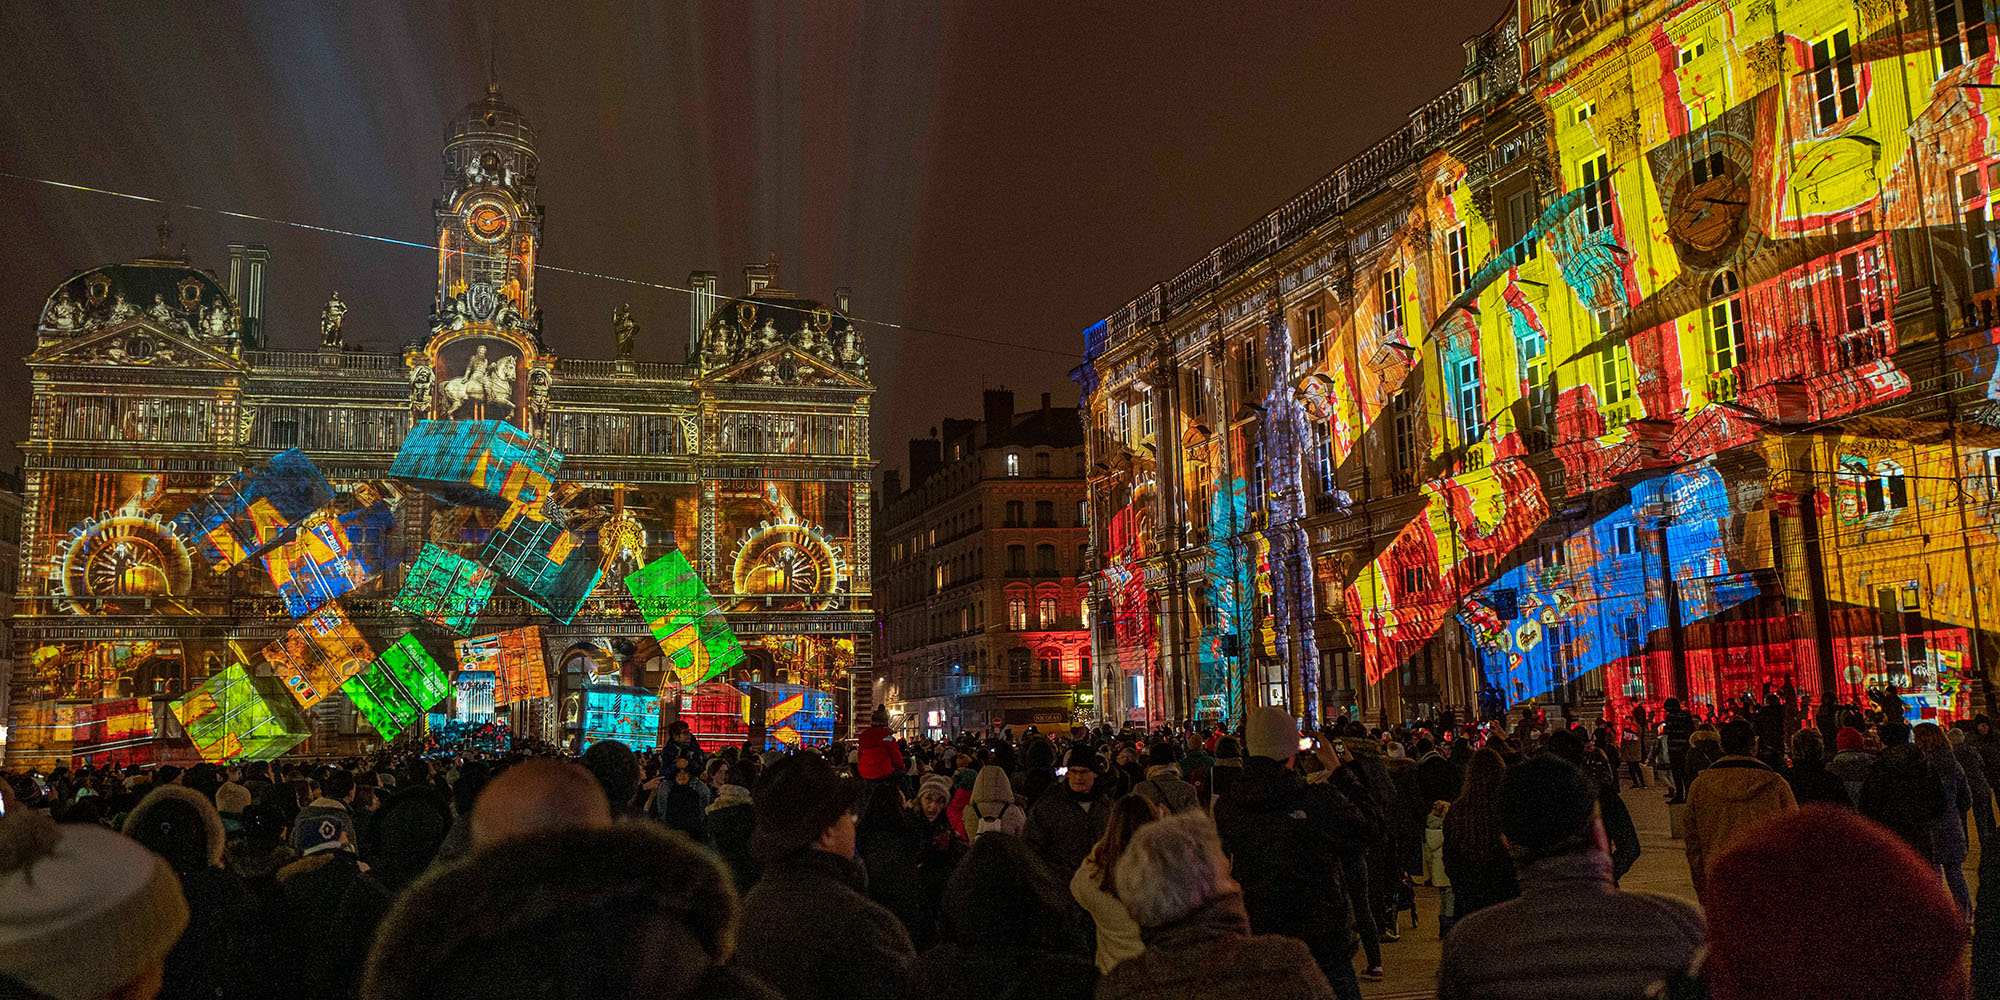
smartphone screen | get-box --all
[1055,766,1069,777]
[1298,737,1315,751]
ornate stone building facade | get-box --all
[1079,0,2000,729]
[876,390,1089,737]
[5,88,873,765]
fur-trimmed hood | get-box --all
[121,782,226,870]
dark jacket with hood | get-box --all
[1022,781,1115,878]
[1860,743,1946,861]
[1783,754,1850,807]
[269,847,395,1000]
[1096,893,1335,1000]
[1416,751,1463,809]
[123,784,254,1000]
[1210,756,1377,970]
[736,847,916,1000]
[902,833,1096,1000]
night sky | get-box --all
[0,1,1501,472]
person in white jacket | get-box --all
[962,765,1025,842]
[1068,795,1162,972]
[1425,799,1453,938]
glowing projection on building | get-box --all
[173,449,335,571]
[579,683,661,751]
[388,419,559,508]
[627,547,747,688]
[455,625,550,706]
[481,499,601,624]
[342,634,452,741]
[263,502,398,617]
[394,543,497,634]
[170,664,309,762]
[264,605,375,709]
[743,681,837,746]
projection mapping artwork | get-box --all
[264,605,376,710]
[170,664,309,762]
[481,500,601,624]
[389,419,558,508]
[627,547,747,688]
[173,449,336,572]
[394,543,497,634]
[741,681,836,746]
[264,502,399,617]
[343,635,452,741]
[580,683,660,751]
[455,625,549,706]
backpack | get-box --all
[973,801,1010,837]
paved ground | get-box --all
[1362,777,1695,999]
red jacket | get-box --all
[856,725,905,780]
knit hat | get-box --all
[748,753,864,862]
[293,809,356,856]
[918,773,952,803]
[1704,804,1965,1000]
[1245,706,1302,762]
[1948,728,1968,748]
[1061,746,1104,775]
[952,766,980,790]
[215,780,253,816]
[1835,726,1867,753]
[0,812,189,1000]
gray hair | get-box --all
[1111,810,1239,929]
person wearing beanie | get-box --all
[1828,725,1875,805]
[268,807,394,1000]
[962,765,1025,842]
[1859,721,1947,861]
[1437,756,1703,1000]
[918,771,953,808]
[1681,720,1797,900]
[856,704,907,782]
[735,753,914,1000]
[0,810,190,1000]
[122,784,253,1000]
[1212,705,1377,994]
[363,823,780,1000]
[1022,745,1116,878]
[1100,811,1336,1000]
[1704,804,1965,1000]
[1132,741,1200,814]
[213,781,253,834]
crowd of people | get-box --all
[0,699,1986,1000]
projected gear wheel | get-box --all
[731,520,846,610]
[51,512,193,614]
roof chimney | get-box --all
[226,243,269,348]
[984,388,1015,443]
[882,468,902,500]
[688,271,718,360]
[908,435,943,488]
[744,253,780,296]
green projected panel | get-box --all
[169,664,308,762]
[393,543,497,634]
[626,549,746,688]
[342,634,451,741]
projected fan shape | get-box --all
[731,518,844,606]
[52,512,194,612]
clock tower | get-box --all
[433,83,542,338]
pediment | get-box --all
[31,316,245,372]
[701,346,869,389]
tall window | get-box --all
[1812,29,1861,128]
[1302,305,1325,358]
[1446,226,1472,296]
[1005,500,1024,526]
[1035,452,1051,476]
[1310,420,1336,494]
[1580,153,1613,233]
[1707,271,1748,371]
[1877,583,1926,678]
[1185,370,1207,417]
[1007,545,1026,574]
[1380,267,1406,333]
[1008,598,1028,631]
[1036,544,1057,574]
[1838,249,1884,333]
[1392,390,1417,475]
[1038,596,1057,628]
[1960,166,1997,294]
[1456,355,1484,442]
[1939,0,1992,71]
[1506,189,1541,260]
[1008,647,1032,683]
[1078,600,1091,629]
[1865,459,1910,513]
[1005,453,1020,476]
[1613,523,1638,555]
[1140,393,1155,440]
[1076,499,1089,526]
[1600,345,1633,406]
[1248,434,1268,509]
[1116,401,1131,444]
[1035,500,1054,525]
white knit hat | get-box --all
[0,812,189,1000]
[1245,706,1302,763]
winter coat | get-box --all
[1210,756,1375,969]
[907,832,1096,1000]
[1783,758,1850,807]
[1342,739,1400,850]
[1685,731,1724,774]
[1683,756,1798,899]
[706,785,760,892]
[1023,785,1114,878]
[1130,764,1200,814]
[1071,854,1146,972]
[1384,755,1428,873]
[1976,731,2000,787]
[1095,893,1335,1000]
[1619,737,1644,763]
[946,787,974,843]
[1663,709,1698,756]
[1416,752,1463,808]
[1860,744,1947,861]
[962,765,1026,843]
[858,812,929,945]
[1827,749,1874,806]
[1441,814,1518,919]
[1955,741,1993,817]
[1424,811,1449,888]
[858,725,907,781]
[1927,744,1971,869]
[123,784,254,1000]
[736,848,917,1000]
[1436,850,1704,1000]
[266,850,394,1000]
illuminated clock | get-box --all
[51,512,194,614]
[466,201,512,243]
[1666,151,1752,268]
[731,519,847,610]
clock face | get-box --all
[1667,152,1752,267]
[466,202,511,243]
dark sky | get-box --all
[0,1,1502,472]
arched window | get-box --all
[1036,646,1061,683]
[1005,452,1020,477]
[1707,271,1747,371]
[1008,597,1028,630]
[1038,596,1057,628]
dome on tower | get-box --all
[445,82,537,153]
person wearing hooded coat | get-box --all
[857,782,927,945]
[707,762,761,892]
[962,764,1026,842]
[361,785,452,893]
[1859,721,1946,863]
[1682,721,1797,901]
[1915,723,1972,913]
[1023,747,1117,879]
[1131,742,1200,814]
[1827,726,1875,806]
[1014,736,1060,804]
[122,783,253,1000]
[901,833,1097,1000]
